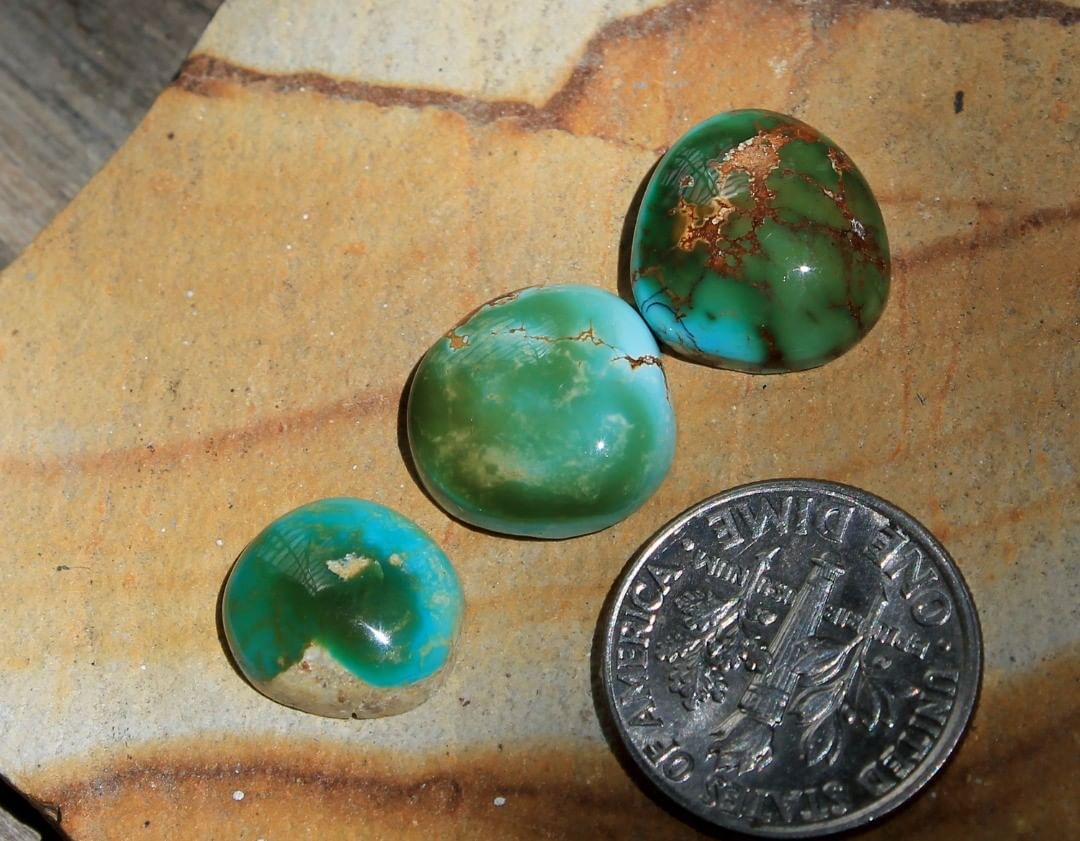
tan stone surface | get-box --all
[0,0,1076,838]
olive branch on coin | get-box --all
[790,598,893,766]
[656,548,776,711]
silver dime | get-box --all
[601,479,981,837]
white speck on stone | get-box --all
[493,796,507,807]
[140,664,146,670]
[301,213,310,220]
[285,244,293,251]
[216,538,224,547]
[233,790,245,801]
[160,527,166,533]
[352,464,358,470]
[185,289,194,298]
[326,552,373,580]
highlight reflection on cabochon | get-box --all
[222,498,463,719]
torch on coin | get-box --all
[600,479,981,838]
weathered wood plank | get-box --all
[0,773,63,841]
[0,809,39,841]
[0,0,221,266]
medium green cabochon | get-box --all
[407,285,676,539]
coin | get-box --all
[601,480,981,837]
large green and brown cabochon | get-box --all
[631,109,890,373]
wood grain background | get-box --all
[0,0,220,267]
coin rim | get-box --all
[601,478,983,838]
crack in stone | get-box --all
[491,324,661,370]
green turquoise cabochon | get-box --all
[407,285,676,539]
[631,109,890,373]
[222,497,463,719]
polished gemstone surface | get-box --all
[222,498,463,719]
[407,284,676,539]
[631,109,890,373]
